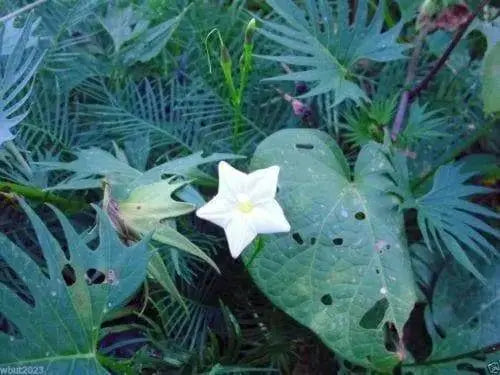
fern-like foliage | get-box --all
[399,102,450,146]
[341,97,397,147]
[35,0,108,91]
[77,77,232,156]
[17,78,77,155]
[410,164,499,282]
[256,0,408,105]
[0,16,44,147]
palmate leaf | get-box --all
[399,102,450,146]
[0,200,149,373]
[246,129,417,371]
[117,177,219,271]
[412,164,499,282]
[39,148,236,262]
[99,4,149,53]
[401,261,500,374]
[39,148,239,195]
[0,16,44,147]
[119,6,189,66]
[36,0,109,92]
[38,148,238,303]
[257,0,409,105]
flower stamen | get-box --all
[237,200,254,213]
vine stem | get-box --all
[0,181,88,213]
[391,0,490,140]
[408,0,491,101]
[0,0,47,23]
[391,26,429,140]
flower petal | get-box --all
[217,161,248,201]
[247,165,280,204]
[224,214,257,258]
[250,199,291,234]
[196,195,234,228]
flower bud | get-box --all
[220,44,231,65]
[291,98,311,118]
[245,18,257,44]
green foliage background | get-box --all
[0,0,498,374]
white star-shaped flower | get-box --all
[196,161,291,258]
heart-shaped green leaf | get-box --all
[246,129,417,371]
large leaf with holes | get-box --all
[401,261,500,374]
[246,129,417,371]
[0,200,149,373]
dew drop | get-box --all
[51,291,57,297]
[9,336,14,342]
[380,287,387,295]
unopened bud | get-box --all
[221,45,231,64]
[245,18,257,44]
[291,99,311,118]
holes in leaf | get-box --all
[435,323,446,339]
[62,264,76,286]
[383,321,400,352]
[161,173,173,180]
[469,317,479,328]
[292,232,304,245]
[403,303,432,362]
[295,143,314,150]
[87,237,100,251]
[359,298,389,329]
[85,268,106,285]
[0,312,21,337]
[136,205,142,210]
[310,237,316,245]
[355,211,366,220]
[332,237,343,246]
[375,268,380,274]
[321,294,333,306]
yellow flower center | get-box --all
[237,200,254,213]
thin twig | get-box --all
[0,0,47,24]
[409,0,491,101]
[391,0,490,140]
[391,26,429,140]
